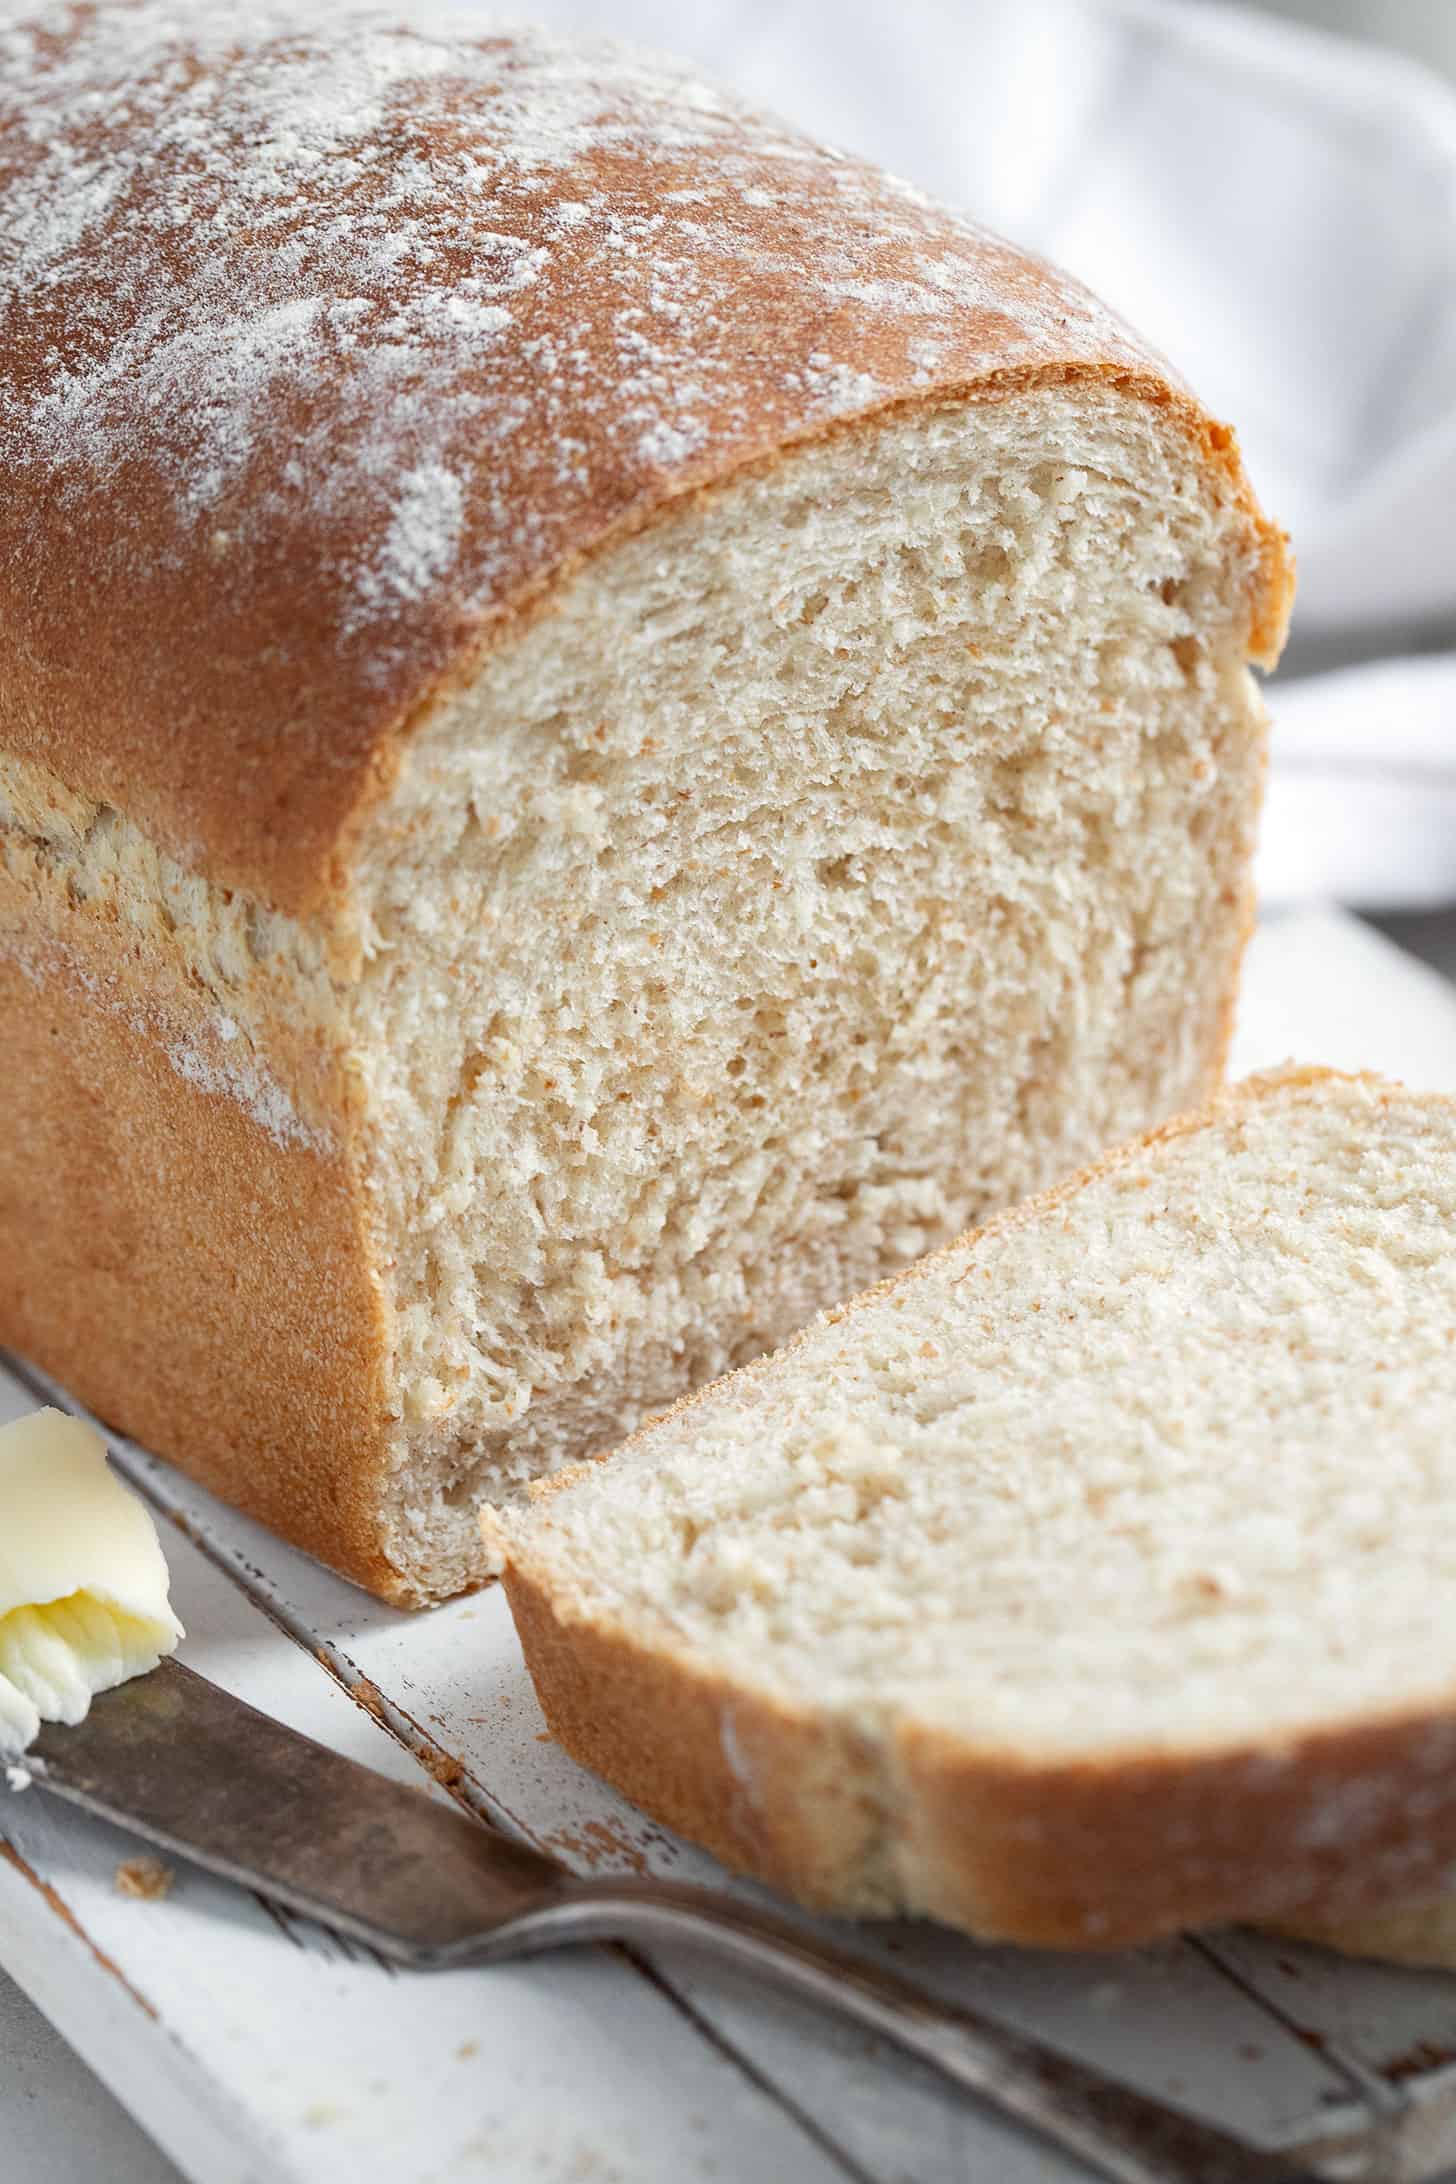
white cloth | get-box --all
[1235,905,1456,1086]
[420,0,1456,904]
[1258,653,1456,906]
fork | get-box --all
[14,1659,1395,2184]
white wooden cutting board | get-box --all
[8,905,1456,2184]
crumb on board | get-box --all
[547,1820,649,1877]
[349,1675,390,1727]
[114,1856,173,1902]
[1386,2038,1456,2082]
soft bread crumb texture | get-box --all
[498,1073,1456,1941]
[358,389,1268,1593]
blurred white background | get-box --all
[1240,0,1456,82]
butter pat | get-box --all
[0,1410,183,1757]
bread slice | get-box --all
[0,6,1288,1601]
[492,1070,1456,1950]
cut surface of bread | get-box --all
[353,386,1274,1597]
[493,1071,1456,1948]
[0,4,1288,1600]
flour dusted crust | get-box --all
[498,1073,1456,1948]
[0,1,1289,915]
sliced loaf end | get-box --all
[492,1069,1456,1946]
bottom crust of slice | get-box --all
[504,1560,896,1914]
[505,1558,1456,1950]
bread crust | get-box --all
[505,1562,895,1912]
[0,8,1291,916]
[499,1070,1456,1947]
[0,860,411,1601]
[512,1548,1456,1946]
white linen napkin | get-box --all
[1259,654,1456,908]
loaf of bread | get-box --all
[492,1071,1456,1949]
[0,2,1289,1602]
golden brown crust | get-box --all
[499,1069,1456,1948]
[0,5,1290,915]
[0,864,411,1602]
[893,1705,1456,1948]
[505,1562,892,1911]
